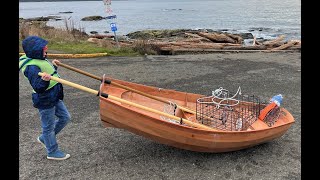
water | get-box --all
[19,0,301,40]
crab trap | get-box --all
[196,87,263,131]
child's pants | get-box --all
[38,100,71,154]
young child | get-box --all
[19,36,71,160]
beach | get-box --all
[19,52,301,179]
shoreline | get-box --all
[19,16,301,41]
[19,18,301,55]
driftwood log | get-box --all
[252,36,261,46]
[263,35,285,47]
[223,45,267,50]
[180,37,212,43]
[154,42,224,49]
[271,40,300,50]
[197,32,243,44]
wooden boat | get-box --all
[98,77,295,153]
[47,62,295,153]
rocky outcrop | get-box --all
[20,16,62,22]
[81,16,106,21]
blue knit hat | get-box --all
[22,36,48,60]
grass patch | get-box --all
[48,41,108,54]
[19,19,144,56]
[48,41,140,56]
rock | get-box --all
[87,38,99,43]
[59,11,73,14]
[22,16,61,22]
[127,29,200,39]
[116,35,129,41]
[239,33,254,39]
[71,29,88,36]
[89,34,114,39]
[24,17,51,22]
[81,16,105,21]
[90,31,98,34]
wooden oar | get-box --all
[55,62,197,115]
[38,72,218,131]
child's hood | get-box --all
[22,36,48,60]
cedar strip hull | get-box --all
[99,77,294,153]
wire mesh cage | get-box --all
[196,87,262,131]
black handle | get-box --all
[103,79,111,84]
[97,91,109,98]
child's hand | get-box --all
[41,72,51,81]
[52,59,60,66]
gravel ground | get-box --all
[19,52,301,180]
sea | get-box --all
[19,0,301,41]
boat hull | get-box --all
[99,78,294,153]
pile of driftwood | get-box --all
[87,31,301,54]
[149,32,301,52]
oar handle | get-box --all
[38,72,216,131]
[56,62,168,102]
[39,72,98,94]
[56,62,102,81]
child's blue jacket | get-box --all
[21,36,64,109]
